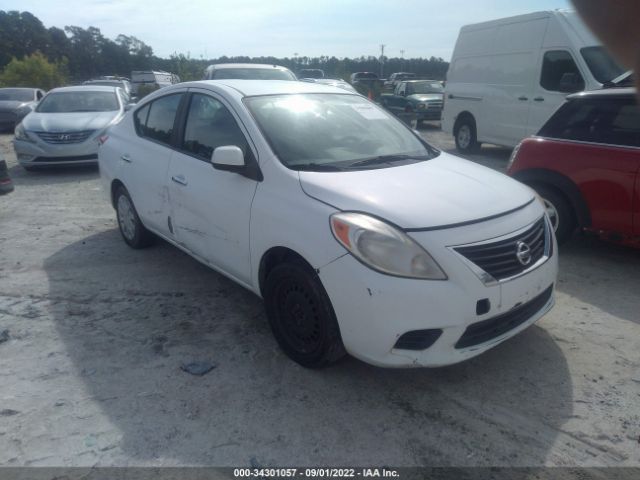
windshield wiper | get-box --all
[345,154,431,169]
[290,163,347,172]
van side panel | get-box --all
[443,15,548,147]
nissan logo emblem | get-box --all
[515,241,532,266]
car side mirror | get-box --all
[211,145,245,172]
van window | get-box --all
[138,93,183,145]
[540,51,585,93]
[181,93,251,160]
[538,97,640,147]
[581,46,626,84]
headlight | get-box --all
[330,212,447,280]
[14,123,35,143]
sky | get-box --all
[3,0,572,61]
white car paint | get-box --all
[99,80,558,368]
[443,10,625,149]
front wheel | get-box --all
[114,186,154,249]
[264,261,346,368]
[454,117,480,153]
[535,185,575,245]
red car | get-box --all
[508,88,640,247]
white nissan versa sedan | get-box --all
[98,80,557,368]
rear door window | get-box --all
[136,93,183,145]
[540,50,585,93]
[539,96,640,147]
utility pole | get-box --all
[400,49,405,71]
[379,44,386,78]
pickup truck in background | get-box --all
[380,80,444,124]
[383,72,416,91]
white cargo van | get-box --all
[442,10,626,152]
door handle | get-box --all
[534,97,545,102]
[518,96,528,101]
[121,154,132,163]
[171,175,188,186]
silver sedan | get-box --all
[13,86,129,170]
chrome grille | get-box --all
[454,217,548,282]
[35,130,95,144]
[426,100,443,109]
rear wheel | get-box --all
[114,186,154,249]
[264,260,346,368]
[534,185,575,245]
[454,116,480,153]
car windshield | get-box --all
[212,68,296,81]
[0,89,34,102]
[245,93,437,171]
[407,81,443,94]
[37,91,119,113]
[581,46,626,84]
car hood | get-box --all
[408,94,443,102]
[298,152,535,230]
[22,111,120,132]
[0,100,29,112]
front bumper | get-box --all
[13,137,100,167]
[416,109,442,121]
[317,203,558,367]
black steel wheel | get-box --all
[264,261,345,368]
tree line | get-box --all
[0,9,449,89]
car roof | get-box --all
[206,63,291,71]
[403,79,439,83]
[49,85,120,93]
[568,87,636,99]
[176,80,356,97]
[0,87,37,91]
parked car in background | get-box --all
[443,10,627,153]
[384,72,416,91]
[99,79,557,369]
[83,78,133,100]
[300,78,358,93]
[13,86,129,170]
[508,88,640,247]
[0,88,46,131]
[203,63,297,81]
[131,70,177,96]
[349,72,379,86]
[381,80,444,124]
[0,152,14,195]
[298,69,325,79]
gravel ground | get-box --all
[0,125,639,468]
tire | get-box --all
[454,116,480,153]
[534,185,575,245]
[264,260,346,368]
[114,186,154,249]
